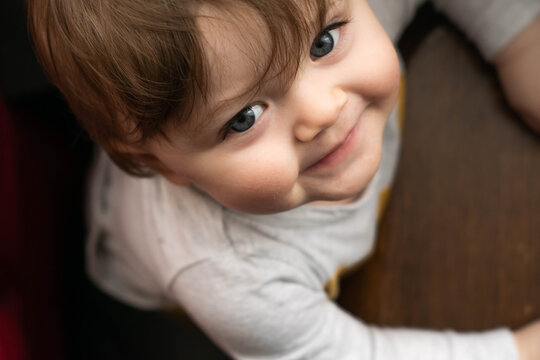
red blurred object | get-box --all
[0,94,69,360]
[0,95,28,360]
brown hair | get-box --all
[28,0,329,175]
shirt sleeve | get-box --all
[368,0,427,43]
[169,252,518,360]
[429,0,540,59]
[371,0,540,60]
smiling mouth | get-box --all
[304,120,361,173]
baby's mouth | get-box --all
[303,119,360,173]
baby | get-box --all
[29,0,540,358]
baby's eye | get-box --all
[230,104,265,133]
[310,26,341,59]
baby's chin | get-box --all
[221,196,304,215]
[205,154,382,214]
[219,186,366,215]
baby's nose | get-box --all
[293,86,347,143]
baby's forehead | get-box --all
[175,0,333,131]
[192,0,329,111]
[195,4,276,102]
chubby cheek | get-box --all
[198,148,301,214]
[354,19,401,106]
[364,47,400,106]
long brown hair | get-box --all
[28,0,329,175]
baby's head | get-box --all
[29,0,400,214]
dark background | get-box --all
[1,1,539,359]
[1,0,49,98]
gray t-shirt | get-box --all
[86,1,540,359]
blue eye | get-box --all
[230,104,264,133]
[310,27,341,59]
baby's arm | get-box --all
[514,319,540,360]
[375,0,540,131]
[494,16,540,133]
[170,252,520,360]
[427,0,540,133]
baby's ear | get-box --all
[137,151,193,186]
[115,143,192,186]
[137,152,192,186]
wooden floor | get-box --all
[339,14,540,331]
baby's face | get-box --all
[145,0,400,214]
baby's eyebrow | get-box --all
[207,84,261,120]
[208,97,242,119]
[188,90,254,138]
[203,99,243,129]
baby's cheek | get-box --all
[353,22,401,105]
[365,49,400,102]
[215,154,300,214]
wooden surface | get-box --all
[339,22,540,331]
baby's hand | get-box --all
[514,319,540,360]
[495,16,540,134]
